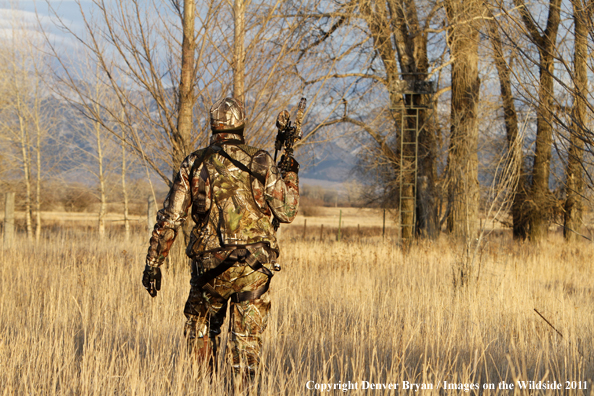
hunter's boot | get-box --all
[184,315,214,374]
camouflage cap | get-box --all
[210,97,246,132]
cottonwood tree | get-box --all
[294,0,447,239]
[483,0,529,239]
[508,0,562,241]
[562,0,592,241]
[0,11,53,241]
[444,0,482,239]
[44,0,218,185]
[44,0,320,187]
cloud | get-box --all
[0,5,81,49]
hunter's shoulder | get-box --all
[176,148,211,172]
[235,144,270,158]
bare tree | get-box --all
[563,0,591,241]
[44,0,223,186]
[444,0,482,239]
[233,0,246,102]
[295,0,446,239]
[0,14,50,241]
[174,0,197,175]
[484,1,529,239]
[511,0,562,241]
[44,0,320,188]
[121,135,131,241]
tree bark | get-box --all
[484,5,528,239]
[445,0,481,239]
[564,0,589,241]
[361,0,439,239]
[96,119,106,239]
[122,140,130,242]
[17,104,33,240]
[4,193,15,247]
[513,0,561,241]
[390,0,438,239]
[233,0,246,103]
[174,0,197,173]
[35,102,42,242]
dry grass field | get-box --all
[1,217,594,395]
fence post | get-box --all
[302,218,307,241]
[320,224,324,242]
[147,195,156,240]
[4,192,15,247]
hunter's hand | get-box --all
[280,155,299,174]
[142,265,162,298]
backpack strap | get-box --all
[212,146,266,185]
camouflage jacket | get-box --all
[146,132,299,267]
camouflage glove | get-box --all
[279,155,299,174]
[142,264,162,298]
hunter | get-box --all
[142,97,299,382]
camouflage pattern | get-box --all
[183,262,273,375]
[146,131,299,267]
[210,97,246,131]
[145,130,299,376]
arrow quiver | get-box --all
[272,97,306,231]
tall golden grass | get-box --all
[1,229,593,395]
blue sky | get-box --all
[0,0,91,41]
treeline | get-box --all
[1,0,593,244]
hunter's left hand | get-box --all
[142,265,162,297]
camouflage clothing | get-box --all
[145,131,299,375]
[146,132,299,266]
[184,262,273,375]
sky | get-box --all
[0,0,92,43]
[0,0,354,183]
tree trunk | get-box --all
[122,140,130,242]
[529,54,556,241]
[4,193,15,247]
[174,0,196,173]
[233,0,246,103]
[35,113,41,242]
[484,6,528,240]
[18,110,33,240]
[362,0,439,239]
[445,0,481,239]
[415,93,438,239]
[564,0,589,241]
[513,0,562,241]
[96,120,106,239]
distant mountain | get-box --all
[298,136,359,183]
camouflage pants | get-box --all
[183,261,272,376]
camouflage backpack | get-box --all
[186,142,278,259]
